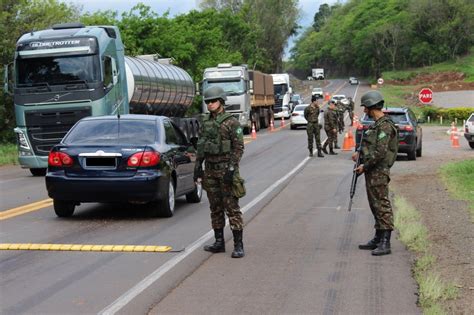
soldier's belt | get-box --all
[205,162,230,170]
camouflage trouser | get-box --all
[306,122,321,150]
[203,169,243,231]
[324,128,338,149]
[365,170,394,230]
[348,109,354,126]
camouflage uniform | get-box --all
[304,101,322,154]
[323,107,339,153]
[336,101,346,132]
[196,111,245,231]
[347,98,355,126]
[360,115,398,230]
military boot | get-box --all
[372,230,392,256]
[309,148,313,157]
[231,230,245,258]
[317,148,324,158]
[359,230,383,250]
[204,228,225,253]
[322,143,328,155]
[329,144,338,155]
[334,144,341,149]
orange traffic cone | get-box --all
[270,118,275,132]
[347,127,355,148]
[251,122,257,139]
[342,131,352,151]
[325,92,330,101]
[451,131,460,148]
[450,123,457,141]
[281,115,285,127]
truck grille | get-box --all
[273,98,283,113]
[25,107,91,155]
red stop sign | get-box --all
[418,88,433,104]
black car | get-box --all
[46,115,202,217]
[355,107,422,160]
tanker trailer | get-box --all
[7,23,197,175]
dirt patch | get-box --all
[387,71,474,92]
[392,154,474,314]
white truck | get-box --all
[202,64,274,132]
[271,73,293,118]
[312,68,325,80]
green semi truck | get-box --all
[4,23,196,176]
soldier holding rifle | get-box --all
[351,91,398,256]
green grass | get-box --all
[439,159,474,221]
[383,47,474,82]
[394,195,458,314]
[0,143,18,166]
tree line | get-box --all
[289,0,474,79]
[0,0,299,143]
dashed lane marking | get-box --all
[0,198,53,220]
[0,243,173,252]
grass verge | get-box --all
[439,159,474,222]
[0,143,18,166]
[394,196,458,314]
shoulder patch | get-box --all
[378,131,387,140]
[236,127,243,135]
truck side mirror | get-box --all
[111,58,118,85]
[288,87,293,94]
[103,56,113,88]
[3,64,13,96]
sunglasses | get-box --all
[205,99,220,105]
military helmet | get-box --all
[360,90,384,108]
[203,86,227,102]
[311,94,318,102]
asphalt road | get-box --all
[0,80,421,314]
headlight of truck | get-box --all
[14,129,31,151]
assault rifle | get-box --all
[348,131,364,212]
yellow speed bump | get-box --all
[0,243,172,252]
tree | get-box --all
[312,3,332,32]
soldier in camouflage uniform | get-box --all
[322,100,339,155]
[334,101,346,149]
[352,91,398,256]
[347,97,355,126]
[194,86,246,258]
[304,95,324,157]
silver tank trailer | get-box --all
[124,56,195,117]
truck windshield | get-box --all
[203,80,245,96]
[273,84,287,96]
[16,54,100,86]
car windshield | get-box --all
[63,119,157,144]
[313,88,322,92]
[294,105,308,111]
[363,112,409,125]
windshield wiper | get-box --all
[63,80,90,89]
[17,82,51,91]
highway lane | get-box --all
[0,80,361,314]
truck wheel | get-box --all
[151,178,175,217]
[30,168,47,176]
[186,181,202,203]
[54,200,75,217]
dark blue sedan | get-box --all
[46,115,202,217]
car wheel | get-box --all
[186,180,202,203]
[53,200,75,217]
[469,142,474,149]
[407,146,417,160]
[30,168,47,176]
[153,178,175,217]
[416,139,422,157]
[291,124,296,130]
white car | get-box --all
[331,94,349,106]
[349,77,359,85]
[290,104,324,130]
[464,113,474,149]
[311,87,323,98]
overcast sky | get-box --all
[62,0,339,57]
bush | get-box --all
[420,106,472,123]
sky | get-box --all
[62,0,339,56]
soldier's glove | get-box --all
[194,164,203,182]
[223,167,235,184]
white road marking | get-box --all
[99,156,311,314]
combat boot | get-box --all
[359,230,383,250]
[322,143,328,155]
[231,230,245,258]
[334,144,341,149]
[372,230,392,256]
[309,148,313,157]
[317,148,324,158]
[204,228,225,253]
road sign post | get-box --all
[418,88,433,104]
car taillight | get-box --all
[399,125,413,131]
[127,151,160,167]
[48,151,73,167]
[291,112,299,116]
[466,126,469,133]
